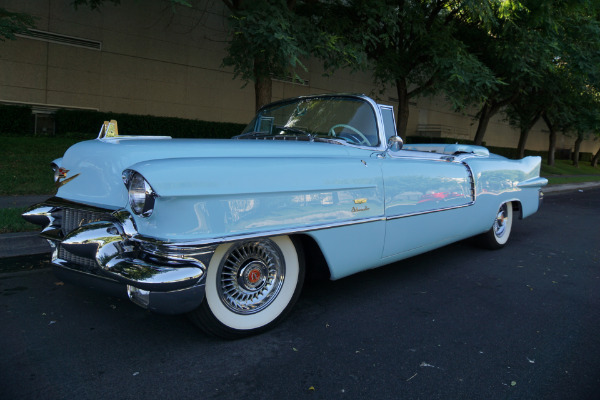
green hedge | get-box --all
[54,109,246,139]
[0,105,34,134]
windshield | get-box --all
[238,97,380,147]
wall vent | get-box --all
[16,29,102,51]
[272,75,309,86]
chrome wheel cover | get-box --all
[493,204,508,238]
[217,239,286,315]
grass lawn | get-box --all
[541,159,600,176]
[0,136,81,195]
[541,159,600,185]
[0,207,38,233]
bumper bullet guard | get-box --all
[23,198,215,314]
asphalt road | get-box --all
[1,189,599,400]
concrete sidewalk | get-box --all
[1,182,599,259]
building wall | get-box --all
[1,0,598,154]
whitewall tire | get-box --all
[478,202,513,249]
[189,236,305,339]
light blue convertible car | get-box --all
[23,94,547,338]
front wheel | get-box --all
[477,202,513,249]
[188,236,305,339]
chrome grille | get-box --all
[58,246,98,272]
[61,208,114,236]
[57,207,115,271]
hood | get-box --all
[55,137,356,208]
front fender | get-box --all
[127,156,385,241]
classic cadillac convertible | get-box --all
[23,94,547,338]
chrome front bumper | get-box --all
[23,197,215,314]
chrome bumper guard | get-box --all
[23,197,215,314]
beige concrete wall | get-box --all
[1,0,598,155]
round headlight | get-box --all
[123,170,156,217]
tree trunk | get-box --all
[517,112,542,159]
[254,75,272,112]
[542,113,556,166]
[572,134,583,168]
[395,79,410,139]
[517,127,530,159]
[473,102,493,146]
[591,146,600,167]
[473,93,519,146]
[253,56,272,112]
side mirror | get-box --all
[387,135,403,151]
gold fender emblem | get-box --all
[352,198,369,212]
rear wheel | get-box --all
[477,202,513,249]
[189,236,304,339]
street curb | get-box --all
[543,181,600,194]
[0,195,50,209]
[0,232,52,258]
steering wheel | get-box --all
[328,124,371,146]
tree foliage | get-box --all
[0,8,35,41]
[495,0,600,164]
[327,0,511,138]
[221,0,366,110]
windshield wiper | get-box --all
[235,127,345,145]
[273,125,312,138]
[312,136,346,145]
[235,126,312,140]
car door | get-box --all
[376,105,474,258]
[381,151,474,257]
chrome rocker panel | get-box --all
[23,197,215,314]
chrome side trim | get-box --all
[386,202,475,221]
[132,215,387,248]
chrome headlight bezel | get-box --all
[51,162,61,183]
[122,170,157,217]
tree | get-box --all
[340,0,502,138]
[221,0,351,111]
[0,8,35,41]
[591,146,600,167]
[505,89,543,159]
[462,0,560,146]
[539,1,600,166]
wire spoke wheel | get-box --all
[218,240,285,314]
